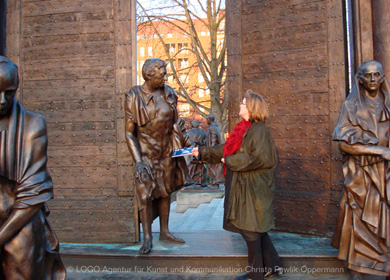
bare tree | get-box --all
[137,0,227,136]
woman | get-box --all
[193,90,283,280]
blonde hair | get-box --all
[244,89,269,122]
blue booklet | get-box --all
[172,147,194,157]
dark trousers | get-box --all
[240,230,283,280]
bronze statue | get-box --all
[187,120,207,188]
[0,56,65,279]
[206,114,225,188]
[332,60,390,279]
[125,58,190,254]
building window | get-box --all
[201,31,206,36]
[180,74,188,84]
[198,72,204,83]
[178,58,188,69]
[148,46,153,56]
[178,104,190,117]
[165,43,176,54]
[167,33,173,38]
[178,42,188,54]
[139,60,145,71]
[179,104,190,111]
[198,88,204,97]
[140,47,145,57]
[168,75,174,83]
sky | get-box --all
[136,0,225,21]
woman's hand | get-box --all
[192,147,199,157]
[221,157,225,163]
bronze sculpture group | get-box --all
[124,58,390,279]
[1,52,389,279]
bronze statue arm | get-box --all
[125,115,142,163]
[0,204,42,245]
[125,113,153,180]
[339,141,390,160]
[210,132,219,147]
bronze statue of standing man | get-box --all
[206,114,225,188]
[125,58,188,254]
[332,60,390,279]
[187,120,207,188]
[0,56,65,279]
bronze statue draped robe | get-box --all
[0,100,65,279]
[332,75,390,276]
[125,85,191,205]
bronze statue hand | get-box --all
[380,147,390,161]
[135,162,153,184]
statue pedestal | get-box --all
[176,185,224,213]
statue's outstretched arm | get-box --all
[339,141,390,160]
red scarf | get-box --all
[222,119,252,175]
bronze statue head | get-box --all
[206,113,215,125]
[191,120,200,128]
[357,60,385,93]
[0,56,19,118]
[141,58,167,89]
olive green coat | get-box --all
[200,121,277,233]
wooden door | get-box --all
[6,0,138,243]
[226,0,347,236]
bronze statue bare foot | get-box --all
[139,238,153,254]
[159,232,185,243]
